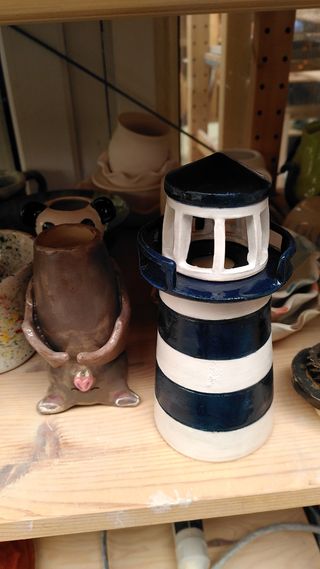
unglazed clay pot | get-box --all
[22,224,140,414]
[0,230,34,372]
[223,148,271,181]
[108,112,170,175]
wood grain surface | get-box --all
[108,509,320,568]
[0,0,318,25]
[0,227,319,541]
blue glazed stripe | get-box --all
[155,365,273,432]
[158,299,271,360]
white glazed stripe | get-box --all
[156,333,272,393]
[154,400,274,462]
[166,195,269,219]
[159,291,270,320]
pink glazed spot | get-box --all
[73,370,95,392]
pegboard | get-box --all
[251,11,295,180]
[186,14,210,161]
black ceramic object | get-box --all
[292,343,320,410]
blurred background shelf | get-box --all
[107,508,320,568]
[0,0,318,25]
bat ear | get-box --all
[20,201,46,228]
[91,197,116,224]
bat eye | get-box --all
[81,218,95,227]
[42,222,55,231]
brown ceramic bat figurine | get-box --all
[22,223,140,414]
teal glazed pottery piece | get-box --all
[0,230,34,372]
[138,153,295,462]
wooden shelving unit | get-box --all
[0,0,318,25]
[108,509,320,568]
[0,1,319,566]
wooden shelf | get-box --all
[0,0,318,25]
[108,508,320,568]
[0,280,319,541]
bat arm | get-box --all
[22,280,69,368]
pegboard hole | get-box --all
[264,27,271,34]
[255,135,260,141]
[257,110,263,116]
[276,109,282,115]
[279,83,285,89]
[273,134,279,140]
[271,157,277,164]
[285,26,291,34]
[282,55,288,62]
[262,56,268,63]
[259,83,265,90]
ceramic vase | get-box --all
[0,230,34,372]
[22,223,140,414]
[108,112,170,175]
[138,153,296,462]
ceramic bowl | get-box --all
[272,234,319,300]
[93,150,178,192]
[0,230,34,372]
[271,282,319,322]
[283,196,320,248]
[108,112,170,175]
[92,152,178,217]
[272,296,320,341]
[271,232,319,342]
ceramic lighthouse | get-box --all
[138,153,295,462]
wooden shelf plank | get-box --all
[0,293,319,541]
[108,509,320,568]
[0,228,318,541]
[0,0,318,26]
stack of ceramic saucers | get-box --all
[91,112,178,225]
[272,232,320,341]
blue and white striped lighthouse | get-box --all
[138,153,295,461]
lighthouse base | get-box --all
[154,401,274,462]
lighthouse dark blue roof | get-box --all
[164,152,271,208]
